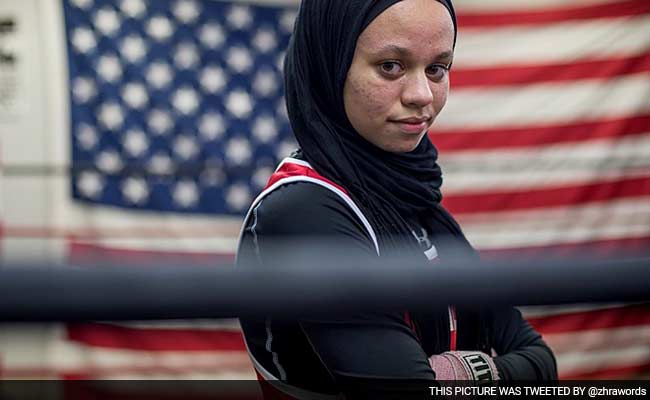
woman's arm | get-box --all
[489,307,558,380]
[301,313,435,381]
[239,182,438,395]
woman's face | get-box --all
[343,0,454,153]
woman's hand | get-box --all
[429,351,500,382]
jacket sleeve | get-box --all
[489,307,558,380]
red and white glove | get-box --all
[429,351,500,382]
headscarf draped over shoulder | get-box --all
[284,0,462,250]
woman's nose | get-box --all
[401,72,434,109]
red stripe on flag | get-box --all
[66,323,247,352]
[561,361,650,380]
[430,115,650,151]
[457,0,650,28]
[60,380,260,400]
[444,177,650,214]
[62,382,264,400]
[526,304,650,335]
[68,242,235,267]
[451,54,650,88]
[479,235,650,259]
[2,361,253,380]
[1,226,239,239]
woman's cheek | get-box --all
[361,80,397,117]
[432,82,449,113]
[345,70,398,127]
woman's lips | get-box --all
[391,119,430,134]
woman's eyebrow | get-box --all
[435,50,454,61]
[371,45,454,61]
[372,44,411,57]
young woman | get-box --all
[237,0,557,397]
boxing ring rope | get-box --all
[1,243,648,322]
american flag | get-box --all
[0,0,648,381]
[66,0,296,214]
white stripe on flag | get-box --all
[458,198,649,227]
[545,324,650,353]
[557,344,650,377]
[0,324,253,378]
[442,132,650,160]
[440,133,650,192]
[455,14,650,68]
[443,165,650,194]
[438,73,650,129]
[464,205,650,249]
[71,236,238,253]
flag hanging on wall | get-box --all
[0,0,648,382]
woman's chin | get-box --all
[382,136,425,153]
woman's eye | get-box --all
[379,62,403,76]
[427,64,449,80]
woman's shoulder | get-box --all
[244,180,376,248]
[250,180,358,232]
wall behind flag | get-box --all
[0,0,66,264]
[0,0,649,380]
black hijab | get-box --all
[284,0,466,252]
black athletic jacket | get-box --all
[237,157,557,399]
